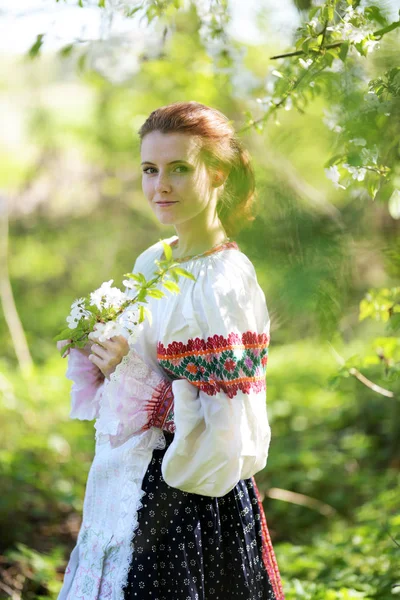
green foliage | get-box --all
[5,544,64,598]
[1,0,400,596]
[278,481,400,598]
[53,243,195,357]
[241,1,399,205]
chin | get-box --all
[155,213,177,225]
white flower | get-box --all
[116,307,139,330]
[122,278,137,290]
[364,39,380,54]
[89,280,127,310]
[66,315,79,329]
[360,145,379,165]
[91,320,127,343]
[299,58,313,69]
[324,165,346,189]
[284,96,293,111]
[127,329,139,346]
[66,297,91,329]
[343,163,367,181]
[350,138,366,147]
[322,107,343,133]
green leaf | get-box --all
[161,240,172,261]
[367,172,380,200]
[138,304,145,323]
[364,6,387,26]
[53,328,75,342]
[388,313,400,333]
[77,52,87,72]
[301,38,312,53]
[142,306,153,326]
[170,270,179,283]
[373,20,400,37]
[339,41,349,62]
[354,40,368,58]
[324,154,345,169]
[59,44,74,57]
[146,288,165,299]
[28,34,45,59]
[137,290,148,302]
[162,280,181,294]
[172,267,196,281]
[125,7,142,18]
[308,7,321,20]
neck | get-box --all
[172,221,229,259]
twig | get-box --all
[329,344,395,398]
[387,530,400,549]
[270,42,343,60]
[270,20,400,60]
[319,20,328,52]
[0,195,33,374]
[0,580,20,600]
[266,487,337,517]
[348,367,394,398]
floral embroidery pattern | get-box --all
[64,526,119,600]
[157,331,269,399]
[146,380,175,433]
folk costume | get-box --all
[57,235,284,600]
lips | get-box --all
[156,201,178,205]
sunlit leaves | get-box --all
[161,239,172,261]
[359,288,400,324]
[27,34,45,59]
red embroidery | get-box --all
[157,331,269,398]
[145,379,175,433]
[158,331,269,359]
[251,477,285,599]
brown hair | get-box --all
[138,101,256,237]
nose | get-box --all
[155,171,172,193]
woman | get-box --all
[57,101,285,600]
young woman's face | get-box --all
[140,130,216,227]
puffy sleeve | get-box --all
[66,348,105,420]
[66,252,143,421]
[157,252,271,497]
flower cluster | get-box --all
[55,240,196,356]
[327,6,380,53]
[65,279,140,346]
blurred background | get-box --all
[0,0,399,598]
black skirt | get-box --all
[123,432,283,600]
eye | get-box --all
[142,165,189,175]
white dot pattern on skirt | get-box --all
[123,432,277,600]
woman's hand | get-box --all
[87,332,130,380]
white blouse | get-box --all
[57,234,272,600]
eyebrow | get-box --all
[140,160,191,166]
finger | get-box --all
[88,354,101,368]
[90,343,108,360]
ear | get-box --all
[211,168,228,188]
